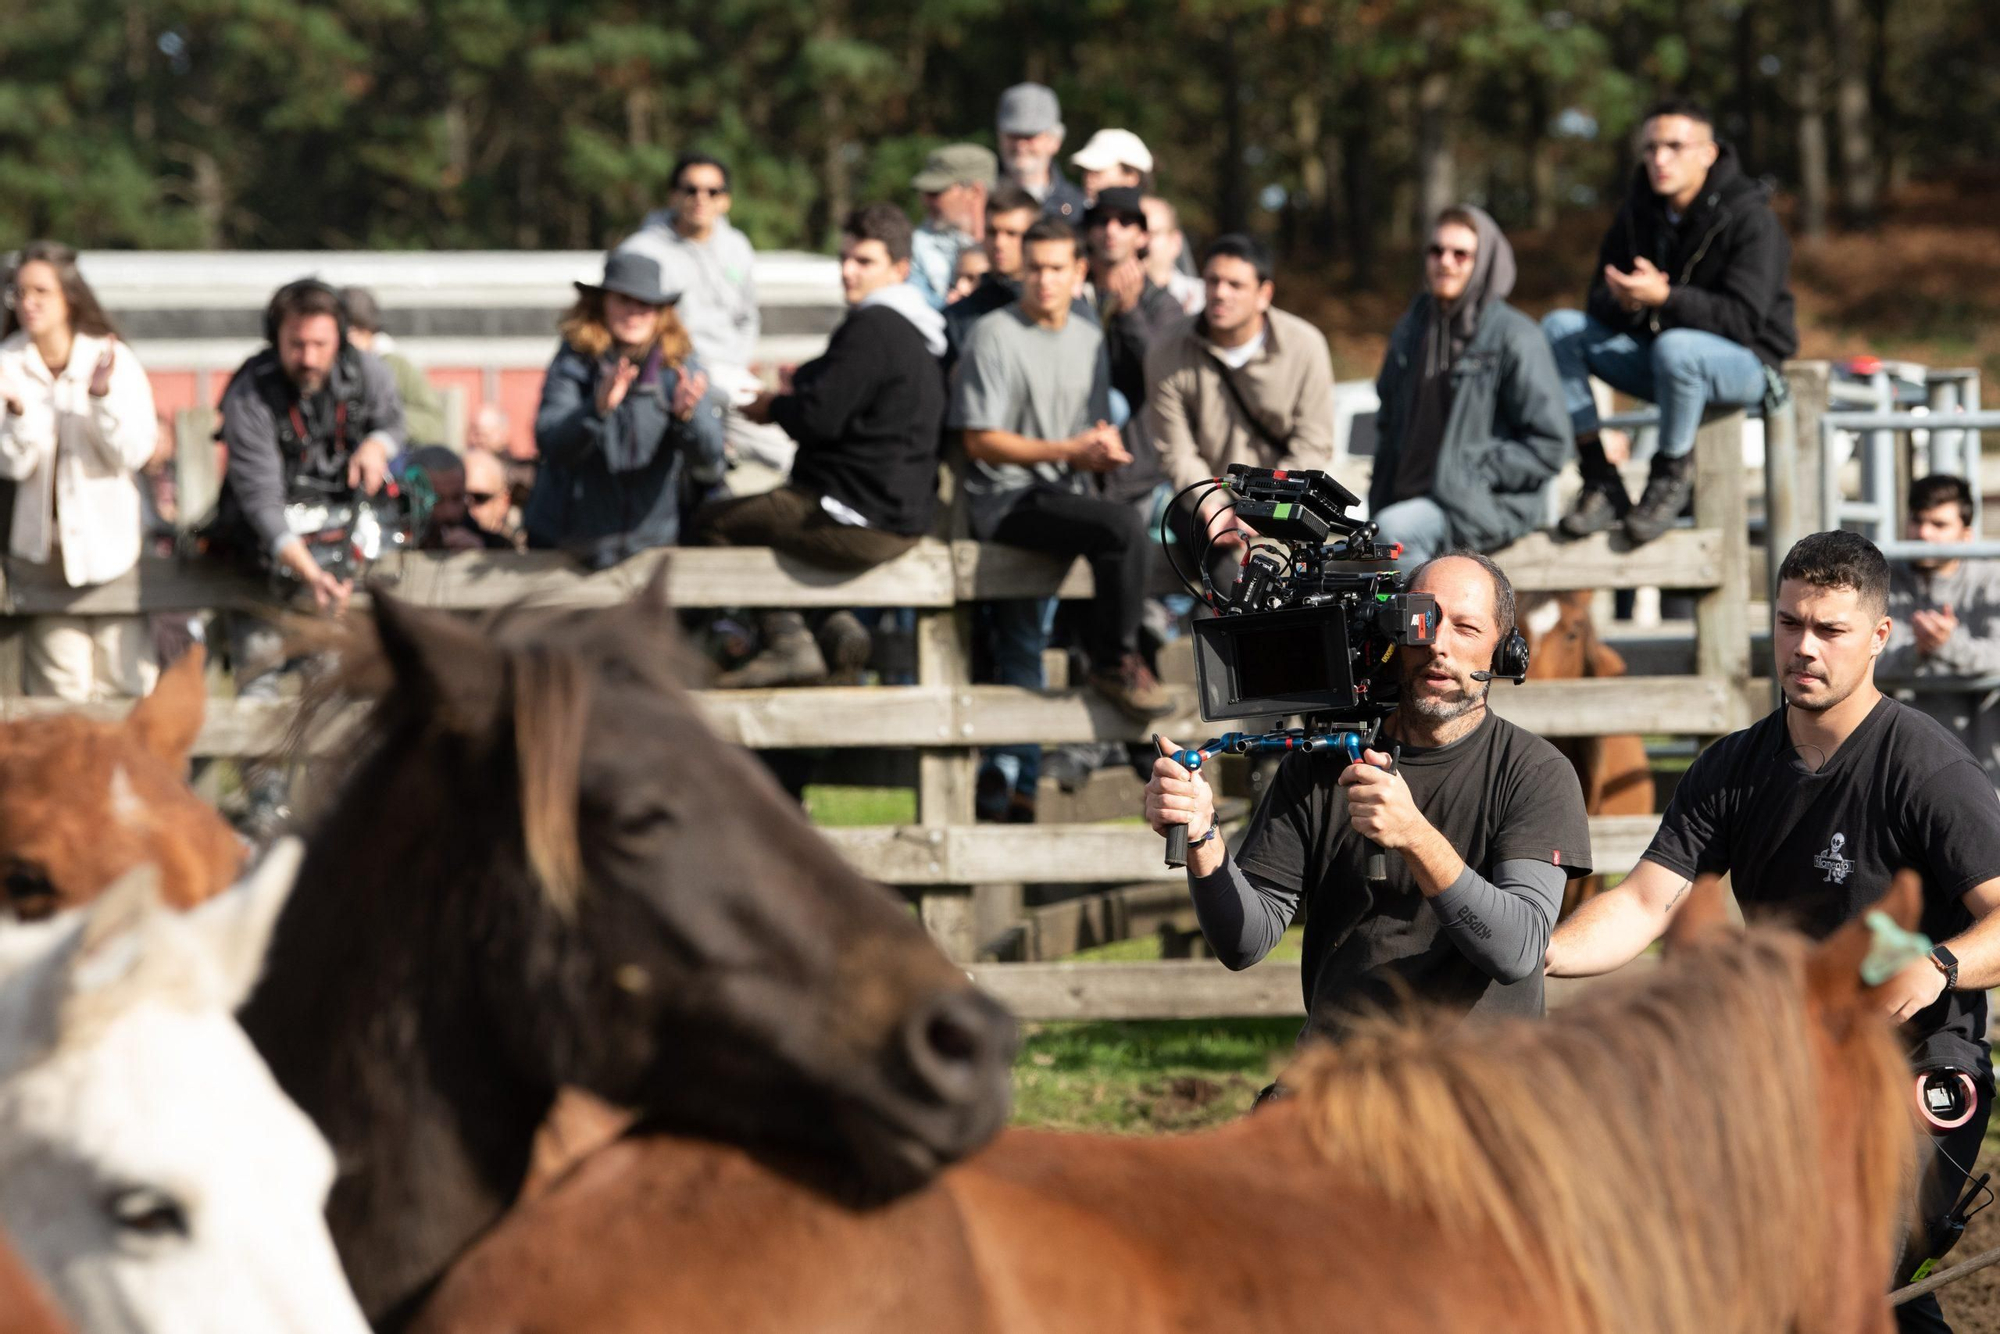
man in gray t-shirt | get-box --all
[950,218,1172,752]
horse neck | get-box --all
[239,734,555,1322]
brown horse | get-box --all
[414,874,1918,1334]
[0,648,242,921]
[0,1233,69,1334]
[1522,590,1656,914]
[238,580,1018,1328]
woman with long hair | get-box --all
[0,241,162,700]
[526,251,726,569]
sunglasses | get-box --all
[1426,244,1475,263]
[466,490,501,505]
[678,184,728,198]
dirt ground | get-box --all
[1937,1189,2000,1332]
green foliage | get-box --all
[0,0,1991,258]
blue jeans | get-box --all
[1541,310,1767,459]
[1371,496,1451,566]
[979,596,1058,810]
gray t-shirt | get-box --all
[948,304,1110,536]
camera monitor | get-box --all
[1191,605,1358,721]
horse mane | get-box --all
[1283,929,1913,1334]
[286,600,689,914]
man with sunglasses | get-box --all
[1544,97,1797,546]
[618,153,788,490]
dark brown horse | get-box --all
[415,875,1919,1334]
[238,580,1018,1328]
[0,648,242,921]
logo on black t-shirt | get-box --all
[1812,832,1855,885]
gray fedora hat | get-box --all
[575,249,680,306]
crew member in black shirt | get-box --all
[1146,552,1593,1036]
[1548,529,2000,1334]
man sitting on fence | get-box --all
[1883,474,2000,795]
[1546,97,1797,546]
[689,203,947,688]
[954,217,1173,818]
[1143,234,1334,585]
[1146,552,1591,1038]
[909,144,994,312]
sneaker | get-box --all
[817,610,873,686]
[1558,481,1630,539]
[715,618,828,688]
[1088,652,1176,722]
[1623,452,1696,546]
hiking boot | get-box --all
[1558,433,1630,539]
[715,611,827,688]
[817,610,873,686]
[1623,451,1696,546]
[1088,652,1175,722]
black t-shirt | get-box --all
[1236,711,1592,1036]
[1643,696,2000,1074]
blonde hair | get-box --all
[556,288,692,364]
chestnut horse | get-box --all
[0,648,241,921]
[415,875,1919,1334]
[1522,591,1656,914]
[238,581,1018,1328]
[0,1235,68,1334]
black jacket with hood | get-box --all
[1585,143,1798,367]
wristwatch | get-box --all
[1930,945,1960,992]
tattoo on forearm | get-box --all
[1665,879,1692,913]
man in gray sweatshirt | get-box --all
[1884,473,2000,792]
[1144,552,1592,1038]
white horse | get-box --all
[0,841,369,1334]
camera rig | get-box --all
[1159,465,1441,871]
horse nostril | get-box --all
[903,990,1015,1103]
[926,1012,980,1064]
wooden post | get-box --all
[1693,411,1752,730]
[1783,361,1833,536]
[173,407,221,531]
[0,559,21,698]
[915,604,978,962]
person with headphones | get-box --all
[1146,551,1592,1039]
[213,277,407,612]
[1548,530,2000,1334]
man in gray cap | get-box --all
[910,143,996,310]
[996,82,1088,223]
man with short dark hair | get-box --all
[691,202,946,687]
[1147,551,1591,1033]
[1883,474,2000,794]
[1143,234,1335,567]
[945,184,1071,369]
[616,153,783,485]
[1549,529,2000,1334]
[994,82,1088,223]
[955,217,1172,746]
[1084,186,1179,507]
[1547,98,1798,546]
[909,144,995,311]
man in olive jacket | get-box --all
[1368,206,1571,562]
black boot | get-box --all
[1624,451,1696,545]
[716,611,828,688]
[1558,433,1631,539]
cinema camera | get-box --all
[1158,465,1443,871]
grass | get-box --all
[1011,1017,1301,1133]
[803,785,915,827]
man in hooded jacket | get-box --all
[1368,205,1572,564]
[1545,98,1798,546]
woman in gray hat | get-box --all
[526,250,726,569]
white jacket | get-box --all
[0,330,158,587]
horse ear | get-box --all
[635,554,674,615]
[184,837,304,1009]
[371,589,507,737]
[61,864,164,1011]
[125,646,207,767]
[1807,868,1927,1006]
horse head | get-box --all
[1521,590,1626,683]
[0,843,368,1334]
[0,649,243,921]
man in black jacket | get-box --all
[1084,186,1178,508]
[689,202,947,686]
[1546,98,1797,545]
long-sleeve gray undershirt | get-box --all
[1189,853,1566,985]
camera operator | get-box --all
[1147,551,1591,1035]
[1546,531,2000,1334]
[213,278,407,613]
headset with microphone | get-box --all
[1471,627,1531,684]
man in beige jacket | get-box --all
[1142,234,1335,579]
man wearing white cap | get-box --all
[1071,129,1154,204]
[996,82,1089,223]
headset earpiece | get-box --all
[1489,629,1530,684]
[264,278,349,348]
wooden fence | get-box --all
[0,408,1766,1015]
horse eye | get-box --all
[3,862,56,922]
[105,1186,191,1241]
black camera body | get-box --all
[1186,465,1438,724]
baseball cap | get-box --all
[1070,128,1155,175]
[996,83,1062,137]
[912,143,998,193]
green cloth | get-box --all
[384,351,448,447]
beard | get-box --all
[1781,661,1859,713]
[1400,668,1489,723]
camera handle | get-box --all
[1161,729,1376,869]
